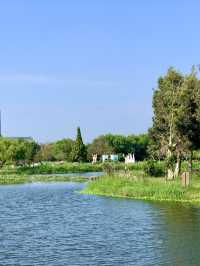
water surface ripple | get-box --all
[0,183,200,266]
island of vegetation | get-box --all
[1,67,200,204]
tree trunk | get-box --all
[174,156,181,178]
[188,151,193,172]
[167,121,175,180]
[167,144,175,180]
[167,169,174,180]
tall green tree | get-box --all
[0,138,40,166]
[87,134,149,161]
[71,127,87,162]
[87,136,114,161]
[35,144,55,162]
[150,68,184,179]
[150,67,200,178]
[53,138,74,161]
[176,70,200,171]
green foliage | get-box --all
[176,71,200,151]
[0,131,150,166]
[83,175,187,201]
[71,127,87,162]
[149,67,200,177]
[0,161,149,176]
[53,138,74,161]
[102,162,115,176]
[16,162,102,175]
[165,155,177,170]
[149,68,200,158]
[35,144,55,162]
[87,133,149,161]
[0,138,40,167]
[87,136,114,160]
[83,171,200,203]
[193,150,200,160]
[0,173,88,185]
[0,175,28,185]
[149,68,184,159]
[144,160,165,177]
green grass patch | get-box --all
[0,162,146,176]
[0,174,87,185]
[29,175,86,183]
[1,162,103,175]
[83,173,200,203]
[0,175,29,185]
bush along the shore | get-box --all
[144,160,165,177]
[0,161,147,176]
[15,163,103,175]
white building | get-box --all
[102,154,118,162]
[125,154,135,164]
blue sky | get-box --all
[0,0,199,143]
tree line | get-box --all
[0,127,149,167]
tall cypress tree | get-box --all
[71,127,87,162]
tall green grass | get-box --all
[0,174,87,185]
[0,175,28,185]
[83,174,200,203]
[15,162,103,175]
[0,162,147,176]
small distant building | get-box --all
[0,111,34,142]
[125,153,135,164]
[6,137,34,142]
[110,154,118,161]
[102,154,118,162]
[102,155,109,162]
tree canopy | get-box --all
[71,127,87,162]
[0,138,40,167]
[149,67,200,178]
[87,134,149,161]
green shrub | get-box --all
[144,160,164,177]
[102,162,115,176]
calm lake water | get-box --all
[0,182,200,266]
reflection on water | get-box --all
[152,202,200,266]
[0,183,200,266]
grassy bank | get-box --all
[0,161,146,176]
[0,162,103,176]
[83,173,200,204]
[0,162,145,185]
[0,175,29,185]
[16,162,103,175]
[0,174,87,185]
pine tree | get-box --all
[71,127,87,162]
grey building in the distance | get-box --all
[0,111,34,142]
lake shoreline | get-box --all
[82,190,200,205]
[82,174,200,205]
[0,173,96,185]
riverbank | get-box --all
[8,163,103,175]
[0,161,147,176]
[83,173,200,204]
[2,160,199,176]
[0,174,88,185]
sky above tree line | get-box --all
[0,0,199,143]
